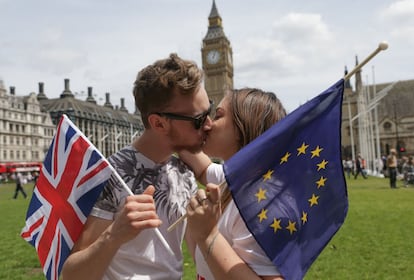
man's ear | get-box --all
[148,114,168,133]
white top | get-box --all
[91,146,198,280]
[195,163,280,280]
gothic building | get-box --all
[201,0,234,106]
[341,57,414,170]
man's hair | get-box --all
[133,53,204,128]
[227,88,287,149]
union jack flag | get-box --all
[21,114,112,280]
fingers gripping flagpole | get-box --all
[167,181,227,232]
[109,165,175,256]
[344,41,388,81]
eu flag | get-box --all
[223,79,348,280]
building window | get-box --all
[383,121,392,132]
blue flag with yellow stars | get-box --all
[223,79,348,280]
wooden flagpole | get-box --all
[344,41,388,81]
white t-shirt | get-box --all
[91,146,198,280]
[195,163,280,280]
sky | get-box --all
[1,0,413,114]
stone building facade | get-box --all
[0,78,144,175]
[201,0,234,106]
[0,81,55,165]
[341,58,414,171]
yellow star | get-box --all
[301,211,308,224]
[262,170,274,181]
[297,142,309,156]
[270,218,282,233]
[311,146,323,158]
[280,152,291,164]
[308,193,319,207]
[257,209,268,223]
[317,159,328,171]
[255,187,267,203]
[316,176,327,188]
[286,220,297,235]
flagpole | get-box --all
[167,181,227,232]
[108,165,175,256]
[344,41,388,81]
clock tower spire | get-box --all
[201,0,234,106]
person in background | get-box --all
[402,156,414,187]
[13,172,27,199]
[62,53,210,280]
[354,154,368,179]
[386,148,398,188]
[180,88,286,280]
[344,157,353,179]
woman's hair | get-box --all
[221,88,286,210]
[133,53,204,128]
[228,88,286,150]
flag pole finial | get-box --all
[344,41,388,81]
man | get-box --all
[387,148,398,188]
[354,154,367,179]
[62,53,211,279]
[13,172,28,199]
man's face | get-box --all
[161,86,212,153]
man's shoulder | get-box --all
[169,155,193,173]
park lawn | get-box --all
[0,176,413,279]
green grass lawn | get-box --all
[1,176,413,279]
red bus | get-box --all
[0,162,42,174]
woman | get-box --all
[181,88,286,280]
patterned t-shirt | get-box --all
[91,145,198,280]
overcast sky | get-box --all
[1,0,413,113]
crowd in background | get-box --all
[343,152,414,188]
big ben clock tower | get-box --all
[202,0,234,106]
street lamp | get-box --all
[393,101,400,157]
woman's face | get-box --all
[202,96,239,161]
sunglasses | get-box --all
[154,100,213,130]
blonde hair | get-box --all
[221,88,286,209]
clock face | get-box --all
[207,50,220,64]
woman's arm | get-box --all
[187,185,283,280]
[178,150,212,185]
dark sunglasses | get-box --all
[154,100,213,130]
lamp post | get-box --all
[393,101,400,157]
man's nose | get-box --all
[202,116,213,130]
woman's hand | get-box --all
[186,183,222,243]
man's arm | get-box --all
[61,186,162,280]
